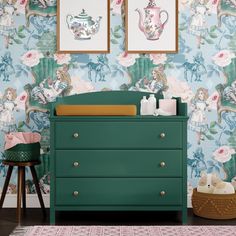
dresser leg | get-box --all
[182,209,187,225]
[50,208,55,225]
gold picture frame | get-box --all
[125,0,178,54]
[57,0,110,54]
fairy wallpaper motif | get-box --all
[0,0,236,197]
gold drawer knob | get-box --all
[160,162,166,168]
[73,133,79,138]
[160,191,166,196]
[160,133,166,138]
[73,191,79,196]
[73,162,79,167]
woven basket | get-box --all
[192,188,236,220]
[4,142,40,162]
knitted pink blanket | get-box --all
[5,132,41,150]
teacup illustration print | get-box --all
[136,0,169,40]
[66,9,102,40]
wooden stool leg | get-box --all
[30,166,46,216]
[22,167,26,209]
[17,166,24,223]
[0,165,13,208]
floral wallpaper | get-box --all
[0,0,236,198]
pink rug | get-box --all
[10,226,236,236]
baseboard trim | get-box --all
[0,194,50,208]
[0,194,192,208]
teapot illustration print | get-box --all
[136,0,169,40]
[66,9,102,40]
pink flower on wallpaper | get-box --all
[70,76,95,95]
[207,0,220,14]
[21,50,43,67]
[212,50,236,67]
[213,146,236,163]
[15,0,28,14]
[15,91,28,110]
[166,76,194,104]
[150,54,167,65]
[111,0,124,15]
[54,54,71,65]
[7,184,17,194]
[117,52,139,67]
[207,91,219,110]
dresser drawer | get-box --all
[55,178,182,206]
[55,122,182,149]
[55,150,182,177]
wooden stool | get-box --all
[0,161,46,222]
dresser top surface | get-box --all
[50,115,188,122]
[50,91,188,120]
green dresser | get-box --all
[50,91,188,224]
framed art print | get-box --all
[125,0,178,53]
[57,0,110,53]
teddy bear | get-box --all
[197,172,235,194]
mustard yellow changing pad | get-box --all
[56,105,137,116]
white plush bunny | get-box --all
[197,172,217,193]
[197,172,235,194]
[213,181,235,194]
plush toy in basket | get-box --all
[192,172,236,220]
[4,132,41,162]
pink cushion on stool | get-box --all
[4,132,41,150]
